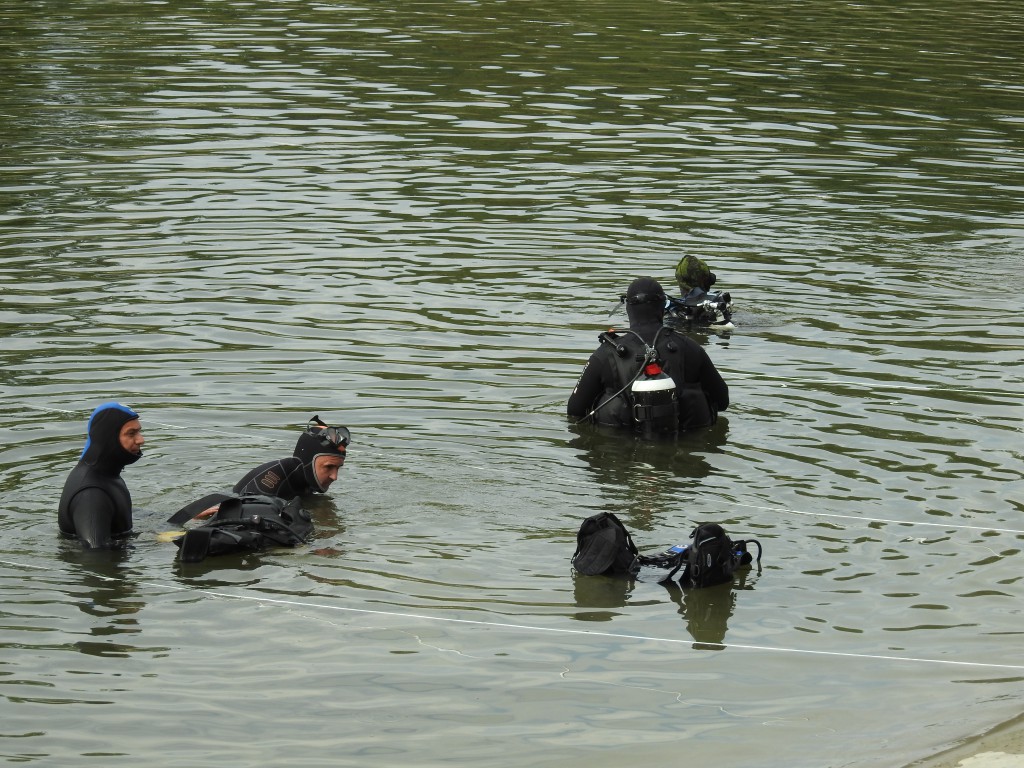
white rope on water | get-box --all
[1,557,1021,672]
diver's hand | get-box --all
[194,504,220,520]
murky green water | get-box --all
[1,1,1022,766]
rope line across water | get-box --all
[1,558,1022,673]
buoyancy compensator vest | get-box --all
[596,327,718,432]
[595,328,679,435]
[571,514,764,588]
[173,495,314,563]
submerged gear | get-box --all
[571,515,763,588]
[665,287,733,327]
[678,523,762,588]
[571,512,640,576]
[58,402,140,548]
[174,495,314,563]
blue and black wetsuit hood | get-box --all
[292,419,348,493]
[80,402,142,475]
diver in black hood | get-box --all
[58,402,145,549]
[567,277,729,434]
[172,416,351,525]
[231,416,350,500]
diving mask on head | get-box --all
[620,290,666,307]
[306,415,351,449]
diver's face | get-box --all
[314,454,346,490]
[119,419,145,455]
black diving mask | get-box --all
[621,291,666,306]
[306,416,351,448]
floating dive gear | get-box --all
[665,287,732,327]
[571,515,764,588]
[173,495,313,563]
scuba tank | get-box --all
[583,328,680,435]
[630,360,678,437]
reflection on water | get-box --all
[664,579,741,647]
[567,420,730,531]
[2,0,1023,765]
[572,567,757,648]
[57,548,149,657]
[64,557,174,658]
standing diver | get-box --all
[58,402,145,549]
[567,277,729,435]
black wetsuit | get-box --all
[567,285,729,432]
[58,403,141,549]
[231,429,339,500]
[232,457,313,500]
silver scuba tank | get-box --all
[630,362,678,436]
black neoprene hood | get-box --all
[80,402,141,474]
[625,277,666,327]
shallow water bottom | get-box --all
[910,715,1024,768]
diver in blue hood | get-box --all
[58,402,145,549]
[232,416,350,500]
